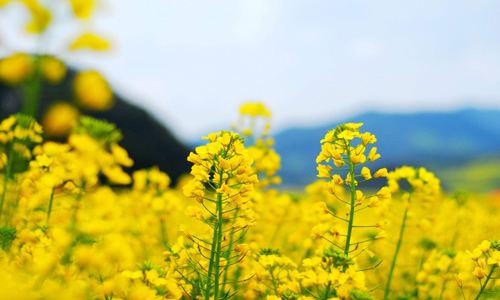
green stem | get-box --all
[327,151,355,300]
[269,268,279,295]
[205,192,222,300]
[383,196,411,300]
[438,264,453,300]
[322,282,332,299]
[21,55,43,116]
[159,218,168,248]
[46,187,55,224]
[474,265,496,300]
[344,161,356,258]
[231,231,246,292]
[213,192,224,299]
[70,180,85,232]
[221,208,239,292]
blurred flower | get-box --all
[69,0,96,20]
[21,0,52,34]
[70,32,111,52]
[0,53,33,85]
[42,102,80,137]
[41,56,66,84]
[239,102,271,118]
[74,70,113,111]
[0,0,10,8]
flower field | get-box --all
[0,1,499,299]
[0,104,498,300]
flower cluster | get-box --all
[183,131,258,299]
[311,122,390,298]
[387,165,441,197]
[234,102,281,187]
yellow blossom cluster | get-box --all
[388,165,441,197]
[234,102,281,187]
[306,123,392,298]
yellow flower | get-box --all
[487,250,500,267]
[21,0,52,34]
[361,132,376,145]
[70,32,112,52]
[41,56,66,84]
[239,102,271,117]
[0,114,43,145]
[317,164,332,178]
[367,147,380,161]
[388,166,440,196]
[361,166,372,180]
[103,165,131,185]
[42,103,80,137]
[478,240,491,252]
[472,266,486,279]
[373,168,388,178]
[69,0,96,19]
[344,122,363,130]
[74,70,113,111]
[0,53,33,85]
[0,0,10,7]
[376,187,391,199]
[468,248,482,260]
[111,144,133,167]
[332,174,343,185]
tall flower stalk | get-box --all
[0,115,43,222]
[183,131,258,299]
[383,166,441,299]
[312,122,391,298]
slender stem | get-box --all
[213,192,224,299]
[221,207,239,292]
[325,151,355,300]
[383,195,411,300]
[46,187,55,224]
[205,195,220,300]
[323,149,357,300]
[344,161,356,258]
[159,218,168,248]
[438,264,453,300]
[231,231,246,292]
[474,265,496,300]
[70,181,86,232]
[460,287,466,300]
[269,269,279,295]
[21,55,43,116]
[322,282,332,299]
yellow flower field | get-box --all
[0,1,499,299]
[0,104,498,300]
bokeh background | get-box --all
[1,0,500,190]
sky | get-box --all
[1,0,500,141]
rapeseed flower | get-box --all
[74,70,114,111]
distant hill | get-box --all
[273,109,500,189]
[0,69,191,184]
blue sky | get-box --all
[1,0,500,140]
